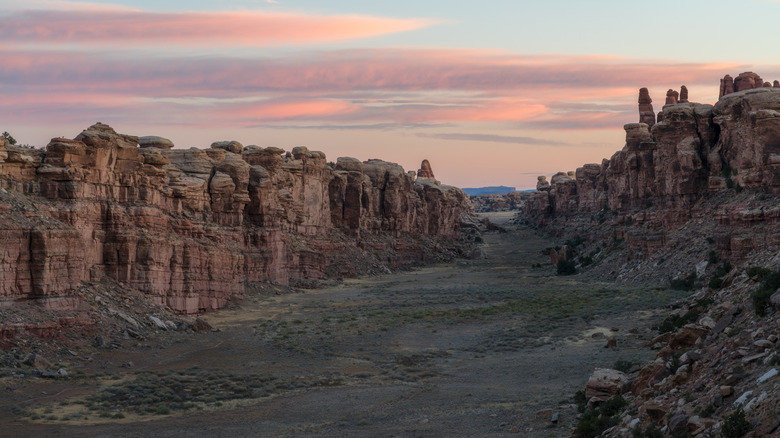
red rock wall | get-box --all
[523,79,780,260]
[0,123,470,313]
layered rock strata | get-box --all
[526,74,780,261]
[0,123,470,313]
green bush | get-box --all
[722,407,751,438]
[613,359,637,373]
[747,266,772,281]
[574,395,627,438]
[708,277,723,289]
[1,131,16,145]
[670,273,696,291]
[709,261,732,290]
[557,259,576,276]
[752,270,780,316]
[565,236,585,248]
[632,424,663,438]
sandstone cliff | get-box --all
[524,78,780,266]
[0,123,472,314]
[522,74,780,437]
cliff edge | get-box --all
[0,123,475,315]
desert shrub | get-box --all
[574,390,588,413]
[574,395,627,438]
[708,277,723,289]
[613,359,637,373]
[580,256,593,267]
[708,250,719,264]
[565,235,585,248]
[722,407,751,438]
[632,424,663,438]
[1,131,16,145]
[670,273,696,291]
[709,261,732,290]
[752,270,780,316]
[747,266,772,281]
[557,259,576,276]
[735,183,743,193]
[653,301,708,334]
[726,178,735,189]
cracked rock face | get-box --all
[0,123,471,314]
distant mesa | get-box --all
[462,186,517,196]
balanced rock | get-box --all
[139,136,174,149]
[536,175,550,191]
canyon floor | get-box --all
[0,212,687,437]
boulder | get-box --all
[139,136,174,149]
[585,368,628,399]
[211,140,244,154]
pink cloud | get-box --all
[1,47,776,136]
[0,9,435,47]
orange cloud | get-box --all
[2,46,777,138]
[0,9,436,47]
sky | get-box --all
[3,0,780,189]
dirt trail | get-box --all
[1,213,683,437]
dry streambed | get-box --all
[2,214,686,437]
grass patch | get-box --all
[78,368,345,417]
[574,395,627,438]
[753,269,780,316]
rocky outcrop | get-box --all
[665,89,679,105]
[0,123,471,314]
[524,74,780,262]
[679,85,689,103]
[417,159,435,179]
[720,71,779,98]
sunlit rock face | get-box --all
[0,123,470,313]
[524,75,780,260]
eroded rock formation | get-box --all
[638,88,656,127]
[720,71,779,98]
[526,74,780,261]
[0,123,471,313]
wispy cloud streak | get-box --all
[417,133,566,146]
[0,45,771,133]
[0,9,435,47]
